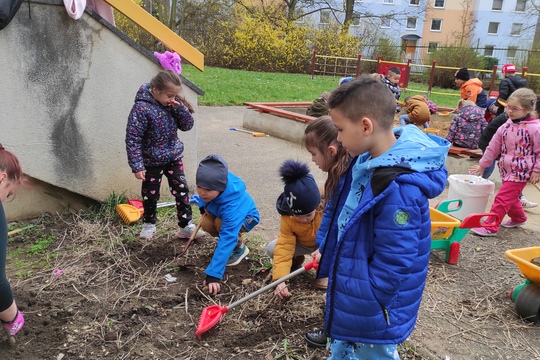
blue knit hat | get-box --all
[196,154,228,191]
[279,160,320,215]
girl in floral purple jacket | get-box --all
[446,100,487,149]
[126,71,204,241]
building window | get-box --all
[427,42,439,54]
[434,0,445,8]
[320,10,330,24]
[511,23,522,36]
[381,16,391,28]
[352,14,360,26]
[485,45,494,57]
[383,0,394,3]
[488,22,499,34]
[430,19,442,31]
[515,0,526,12]
[507,46,518,58]
[492,0,503,10]
[409,0,420,4]
[406,17,417,29]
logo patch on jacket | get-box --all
[393,210,410,226]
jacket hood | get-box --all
[508,75,527,88]
[457,105,485,121]
[134,83,159,105]
[209,173,246,206]
[363,126,449,198]
[464,78,483,87]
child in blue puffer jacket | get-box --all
[191,154,260,295]
[318,76,449,359]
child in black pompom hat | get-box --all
[265,159,323,299]
[454,67,488,108]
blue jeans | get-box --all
[328,339,399,359]
[482,159,496,179]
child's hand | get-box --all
[530,172,540,185]
[134,170,146,181]
[468,165,483,176]
[311,249,321,264]
[274,282,290,299]
[203,279,221,295]
[167,99,180,107]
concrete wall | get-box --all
[1,1,202,220]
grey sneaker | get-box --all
[139,223,156,240]
[177,221,206,239]
[520,196,538,209]
[227,244,249,266]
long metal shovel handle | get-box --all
[227,259,318,310]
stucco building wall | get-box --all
[0,1,202,220]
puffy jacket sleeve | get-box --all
[479,127,503,168]
[204,204,245,280]
[272,217,297,280]
[171,101,194,132]
[445,115,461,144]
[464,83,479,104]
[126,102,148,173]
[498,79,511,101]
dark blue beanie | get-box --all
[196,154,228,191]
[279,160,321,215]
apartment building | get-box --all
[307,0,539,66]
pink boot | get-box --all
[3,309,24,336]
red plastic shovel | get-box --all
[195,259,319,339]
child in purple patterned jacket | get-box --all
[126,70,205,240]
[446,99,487,149]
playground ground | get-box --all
[2,106,539,359]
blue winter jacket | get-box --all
[126,84,194,172]
[316,157,355,280]
[196,172,260,280]
[320,126,449,344]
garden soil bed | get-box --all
[2,201,540,360]
[2,110,539,360]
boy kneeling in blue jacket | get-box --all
[191,154,260,295]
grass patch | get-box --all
[183,65,462,108]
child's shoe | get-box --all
[470,227,497,237]
[2,309,24,336]
[305,329,327,348]
[501,219,526,228]
[520,196,538,209]
[139,223,156,240]
[227,244,249,266]
[315,277,328,290]
[177,221,207,239]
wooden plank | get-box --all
[103,0,204,71]
[244,102,315,123]
[448,146,482,158]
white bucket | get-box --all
[447,174,495,220]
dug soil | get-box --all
[3,113,540,360]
